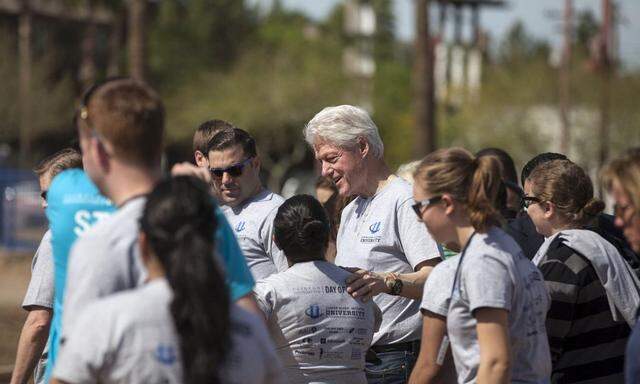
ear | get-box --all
[442,194,456,216]
[194,151,206,167]
[543,201,555,220]
[93,138,111,172]
[357,137,369,159]
[138,232,152,265]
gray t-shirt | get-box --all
[447,227,551,384]
[335,177,441,345]
[23,229,54,310]
[62,197,147,333]
[221,189,287,281]
[54,278,285,384]
[254,261,382,384]
[420,255,459,317]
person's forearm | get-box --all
[10,311,51,384]
[395,266,434,300]
[477,359,510,384]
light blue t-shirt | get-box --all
[44,169,115,381]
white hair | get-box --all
[396,160,422,184]
[303,105,384,159]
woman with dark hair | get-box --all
[254,194,381,384]
[527,159,639,384]
[411,148,550,384]
[51,176,284,384]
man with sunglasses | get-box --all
[207,128,287,280]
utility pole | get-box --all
[559,0,572,155]
[598,0,613,172]
[413,0,437,157]
[18,0,32,167]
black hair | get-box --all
[193,119,237,154]
[521,152,568,187]
[139,176,230,384]
[273,194,330,264]
[476,148,523,219]
[206,128,257,159]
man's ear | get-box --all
[357,137,369,159]
[194,151,207,167]
[272,233,281,250]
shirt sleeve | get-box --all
[53,303,111,383]
[538,256,580,364]
[397,198,442,269]
[215,208,255,301]
[420,259,457,317]
[22,231,54,310]
[262,207,289,274]
[253,279,277,319]
[464,252,513,314]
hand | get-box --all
[342,267,389,302]
[171,162,212,184]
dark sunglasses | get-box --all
[412,196,443,218]
[522,195,542,209]
[209,157,253,179]
[41,190,47,201]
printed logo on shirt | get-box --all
[73,210,112,237]
[325,306,366,319]
[361,221,383,243]
[305,304,322,319]
[325,285,347,294]
[351,348,363,360]
[235,221,246,232]
[297,326,318,335]
[154,344,177,365]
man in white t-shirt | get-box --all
[207,127,288,280]
[303,105,442,383]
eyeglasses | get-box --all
[614,203,637,221]
[209,157,253,179]
[411,196,443,218]
[40,190,47,201]
[522,195,542,209]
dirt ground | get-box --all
[0,252,33,380]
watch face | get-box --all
[391,280,403,295]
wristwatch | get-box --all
[384,272,403,296]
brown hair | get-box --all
[602,147,640,210]
[529,159,604,227]
[33,148,82,179]
[192,120,237,154]
[78,79,164,168]
[413,148,503,233]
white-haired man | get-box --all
[304,105,442,384]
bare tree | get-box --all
[413,0,436,158]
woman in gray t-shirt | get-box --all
[411,148,551,384]
[255,194,382,384]
[52,177,284,384]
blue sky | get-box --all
[252,0,640,69]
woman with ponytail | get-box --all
[254,194,382,384]
[51,176,284,384]
[411,148,551,384]
[526,159,638,384]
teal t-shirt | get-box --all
[44,169,115,381]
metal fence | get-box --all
[0,169,45,253]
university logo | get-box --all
[305,304,322,319]
[154,344,177,365]
[369,221,381,234]
[235,221,246,232]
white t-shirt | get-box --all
[254,261,382,384]
[221,189,287,280]
[447,227,551,384]
[420,255,459,317]
[62,197,147,333]
[335,177,441,345]
[54,278,285,384]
